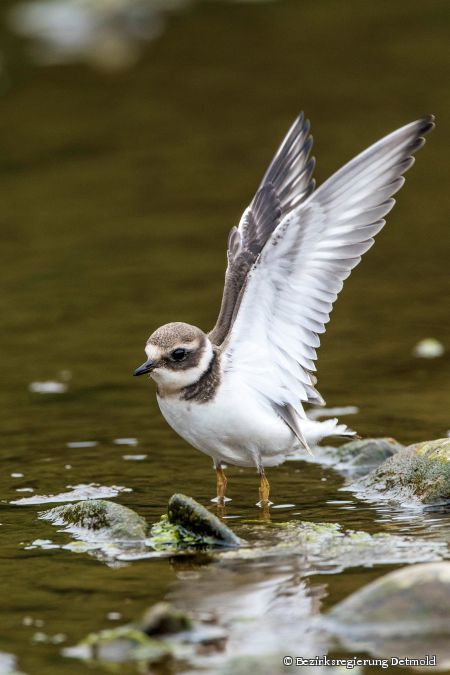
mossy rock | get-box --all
[64,624,170,665]
[349,438,450,506]
[221,520,447,569]
[64,602,223,667]
[150,494,241,549]
[41,499,148,541]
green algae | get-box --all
[166,493,241,547]
[65,624,170,666]
[148,515,209,550]
[221,520,447,569]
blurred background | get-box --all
[0,1,448,673]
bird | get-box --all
[134,113,434,507]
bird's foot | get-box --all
[210,495,232,504]
[256,499,274,508]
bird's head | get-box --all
[134,322,213,392]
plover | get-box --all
[134,113,434,506]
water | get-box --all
[0,0,449,672]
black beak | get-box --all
[133,359,156,376]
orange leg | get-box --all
[258,471,271,507]
[213,465,228,505]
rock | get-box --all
[327,562,450,670]
[41,499,148,542]
[64,602,225,667]
[292,438,404,476]
[334,437,403,474]
[141,602,192,636]
[149,494,241,549]
[63,625,170,665]
[221,521,447,570]
[348,438,450,506]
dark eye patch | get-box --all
[170,348,188,362]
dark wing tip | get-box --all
[419,114,435,135]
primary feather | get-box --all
[221,115,434,448]
[209,114,315,346]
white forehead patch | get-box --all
[146,339,200,361]
[145,344,162,361]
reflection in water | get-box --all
[7,0,279,71]
[169,558,328,671]
[8,0,192,70]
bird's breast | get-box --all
[156,382,295,464]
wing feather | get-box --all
[223,116,434,420]
[209,114,315,345]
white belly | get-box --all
[157,380,297,469]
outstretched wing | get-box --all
[222,116,435,447]
[209,113,315,346]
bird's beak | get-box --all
[133,359,156,376]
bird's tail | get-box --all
[302,417,357,446]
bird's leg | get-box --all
[211,463,230,504]
[257,469,272,508]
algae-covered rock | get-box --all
[41,499,148,541]
[327,562,450,670]
[296,437,404,476]
[64,601,225,668]
[63,624,170,665]
[150,493,241,549]
[221,521,447,570]
[348,438,450,506]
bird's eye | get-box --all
[170,348,187,362]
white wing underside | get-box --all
[223,117,434,442]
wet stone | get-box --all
[64,602,225,667]
[221,520,447,570]
[63,626,170,665]
[41,499,148,542]
[151,493,242,548]
[305,437,404,476]
[348,438,450,506]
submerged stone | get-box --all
[150,494,241,549]
[64,601,224,667]
[348,438,450,506]
[64,625,170,665]
[41,499,148,541]
[221,520,447,570]
[300,437,404,476]
[327,562,450,670]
